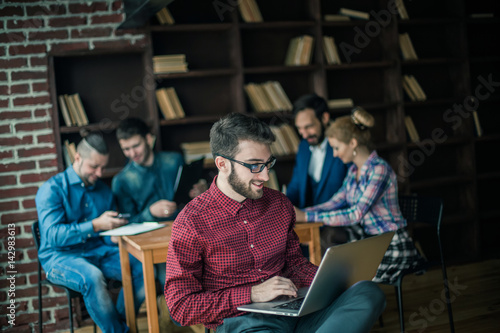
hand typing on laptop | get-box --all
[251,276,298,302]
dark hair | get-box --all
[210,113,275,158]
[116,117,151,141]
[292,93,328,119]
[325,107,374,148]
[77,131,108,157]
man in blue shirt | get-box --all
[35,132,145,333]
[112,118,186,223]
[112,118,206,332]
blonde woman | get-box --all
[294,107,425,284]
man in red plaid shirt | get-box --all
[165,113,385,332]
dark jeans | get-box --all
[216,280,386,333]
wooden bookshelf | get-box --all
[46,0,499,262]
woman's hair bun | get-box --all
[351,107,374,130]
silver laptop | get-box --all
[237,231,395,317]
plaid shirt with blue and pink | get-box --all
[304,151,406,235]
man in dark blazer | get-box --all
[286,94,348,209]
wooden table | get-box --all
[119,221,323,333]
[294,222,323,266]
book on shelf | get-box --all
[269,126,287,156]
[402,75,426,101]
[244,81,292,112]
[63,139,76,167]
[165,87,185,118]
[399,33,418,61]
[279,123,300,154]
[284,35,314,66]
[404,115,420,143]
[269,124,300,156]
[322,36,342,65]
[339,8,370,20]
[180,141,213,165]
[472,111,483,137]
[59,93,89,127]
[153,54,188,74]
[58,95,73,127]
[72,93,89,125]
[395,0,409,19]
[327,98,354,109]
[324,14,351,22]
[156,87,185,120]
[156,7,175,25]
[265,169,280,191]
[238,0,263,23]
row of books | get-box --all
[399,33,418,61]
[158,3,413,25]
[269,124,300,156]
[244,81,293,112]
[156,7,174,25]
[58,93,89,127]
[402,75,427,101]
[284,35,314,66]
[405,111,483,143]
[156,87,185,120]
[238,0,263,23]
[153,54,188,74]
[322,36,342,65]
[180,141,213,165]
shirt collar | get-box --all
[209,176,253,216]
[358,150,379,175]
[129,152,157,174]
[308,137,328,153]
[67,166,96,190]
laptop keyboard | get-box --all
[273,297,304,310]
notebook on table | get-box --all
[237,231,395,317]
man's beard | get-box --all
[228,166,263,200]
[307,124,325,146]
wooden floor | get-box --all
[69,259,500,333]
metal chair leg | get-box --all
[67,292,74,333]
[38,281,43,333]
[395,284,405,333]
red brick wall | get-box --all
[0,1,146,332]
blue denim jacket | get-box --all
[112,151,184,223]
[35,167,116,271]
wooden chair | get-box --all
[32,220,97,333]
[380,195,455,333]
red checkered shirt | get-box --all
[165,176,317,329]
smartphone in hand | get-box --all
[116,213,131,219]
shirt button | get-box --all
[85,203,88,207]
[258,269,262,272]
[261,279,264,282]
[244,220,248,224]
[87,234,91,238]
[250,244,254,248]
[81,183,85,187]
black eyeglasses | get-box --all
[218,154,276,173]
